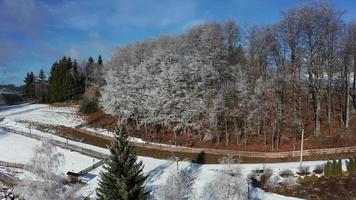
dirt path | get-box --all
[67,127,356,163]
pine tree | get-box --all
[98,55,103,65]
[324,161,330,177]
[332,159,337,176]
[23,72,36,99]
[97,126,148,200]
[338,159,343,175]
[39,69,46,81]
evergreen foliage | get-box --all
[48,57,85,102]
[338,159,343,175]
[38,69,47,102]
[324,161,330,177]
[97,126,148,200]
[332,159,337,176]
[98,55,103,65]
[348,158,356,173]
[23,72,35,99]
[80,98,98,114]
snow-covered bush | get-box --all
[14,142,77,200]
[157,166,197,200]
[281,176,298,188]
[266,175,280,190]
[297,165,310,176]
[313,164,324,174]
[201,169,247,200]
[279,169,294,178]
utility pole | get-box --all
[300,129,304,168]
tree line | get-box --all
[101,2,356,150]
[22,55,104,103]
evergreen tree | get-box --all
[98,55,103,65]
[72,59,85,97]
[38,69,47,102]
[324,161,330,177]
[23,72,36,99]
[39,69,46,81]
[347,158,353,173]
[338,159,343,175]
[332,159,337,176]
[97,126,148,200]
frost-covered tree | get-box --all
[96,126,148,200]
[14,142,76,200]
[157,163,199,200]
[101,22,232,140]
[200,163,246,200]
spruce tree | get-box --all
[23,72,36,99]
[332,159,337,176]
[338,159,343,175]
[324,161,330,177]
[97,125,148,200]
[98,55,103,65]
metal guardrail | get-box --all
[78,159,105,175]
[0,127,108,159]
[0,171,21,185]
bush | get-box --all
[279,169,294,178]
[79,98,98,114]
[261,168,273,187]
[193,151,206,164]
[281,177,298,188]
[313,164,324,174]
[266,176,280,190]
[302,174,318,185]
[297,165,310,176]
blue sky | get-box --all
[1,0,356,85]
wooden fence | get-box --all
[2,125,356,160]
[74,127,356,159]
[0,160,24,169]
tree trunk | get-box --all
[345,82,349,129]
[315,93,321,137]
[225,119,229,146]
[234,118,239,146]
[327,81,332,125]
[353,55,356,110]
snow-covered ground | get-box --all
[84,126,180,147]
[0,130,96,174]
[0,103,326,199]
[0,104,83,128]
[0,126,311,199]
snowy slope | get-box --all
[0,104,310,199]
[0,104,84,127]
[0,130,96,174]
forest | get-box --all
[100,2,356,150]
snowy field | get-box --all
[0,130,96,174]
[0,104,83,128]
[0,103,328,199]
[0,129,309,199]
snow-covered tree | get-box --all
[157,163,199,200]
[200,162,247,200]
[14,142,76,200]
